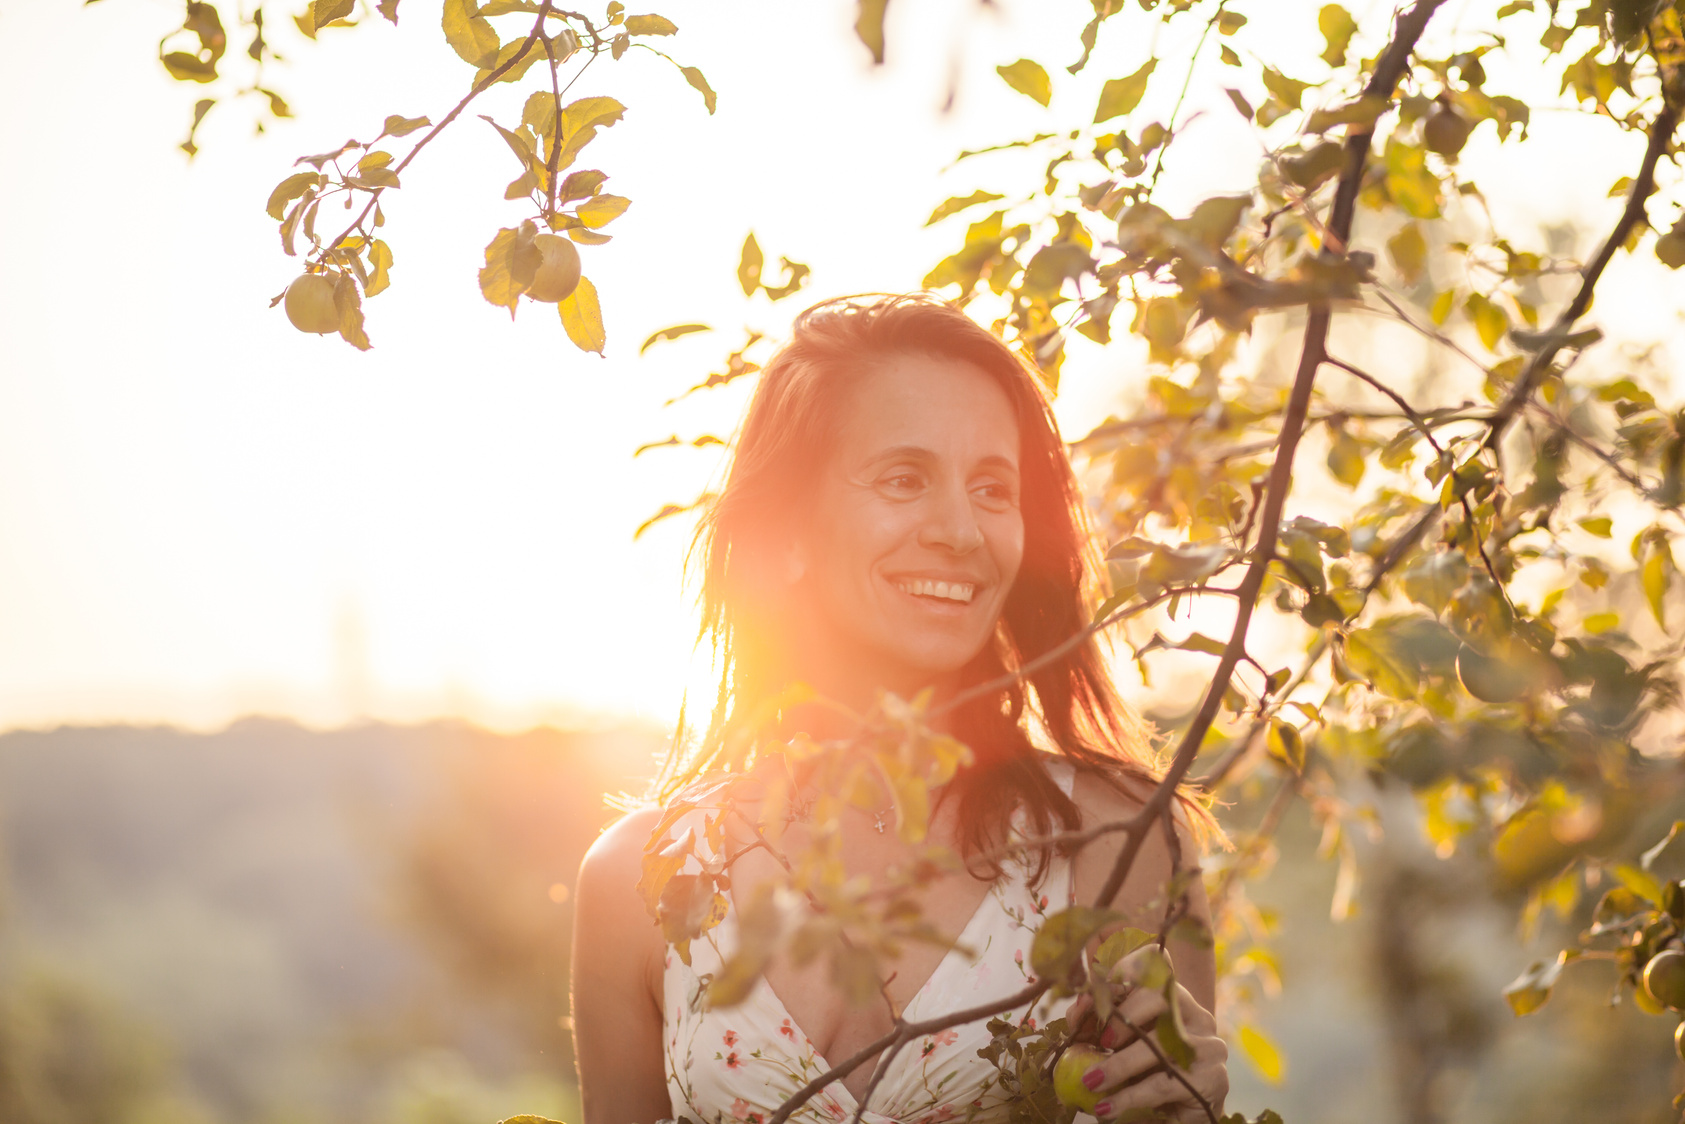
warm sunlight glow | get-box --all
[1,0,1678,734]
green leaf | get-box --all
[577,194,631,228]
[1094,59,1156,124]
[737,233,764,296]
[442,0,499,67]
[266,171,321,221]
[161,51,218,83]
[560,274,606,354]
[640,323,711,354]
[1503,952,1568,1015]
[377,0,400,23]
[1261,67,1312,110]
[854,0,888,64]
[1093,927,1154,970]
[1318,4,1357,67]
[927,191,1006,226]
[1656,220,1685,269]
[1216,10,1247,34]
[1344,628,1419,699]
[1238,1024,1285,1084]
[1305,95,1388,134]
[381,114,430,137]
[1224,87,1254,120]
[1030,906,1115,988]
[997,58,1051,107]
[624,12,676,34]
[1266,720,1306,772]
[680,66,716,113]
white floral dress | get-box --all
[662,762,1077,1124]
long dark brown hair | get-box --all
[662,293,1208,870]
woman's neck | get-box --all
[775,647,960,742]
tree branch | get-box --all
[763,981,1049,1124]
[1089,0,1450,914]
[1479,100,1682,454]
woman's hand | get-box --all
[1062,948,1229,1124]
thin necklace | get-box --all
[784,790,892,833]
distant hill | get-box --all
[0,718,664,1124]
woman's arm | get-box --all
[572,806,673,1124]
[1067,771,1228,1122]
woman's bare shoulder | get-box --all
[578,803,666,896]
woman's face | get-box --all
[794,352,1025,696]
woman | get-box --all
[573,295,1228,1124]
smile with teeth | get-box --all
[893,578,977,604]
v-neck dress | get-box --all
[661,761,1078,1124]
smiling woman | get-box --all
[570,295,1227,1124]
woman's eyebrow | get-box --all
[865,444,936,466]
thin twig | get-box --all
[1147,0,1230,194]
[1115,1016,1220,1124]
[325,1,560,253]
[763,981,1049,1124]
[934,583,1237,719]
[1481,101,1681,452]
[1323,354,1445,455]
[1193,632,1328,791]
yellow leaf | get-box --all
[265,171,320,221]
[1095,59,1155,123]
[1387,222,1428,285]
[473,36,544,86]
[854,0,888,64]
[738,233,764,296]
[1430,288,1455,326]
[478,222,539,316]
[623,13,677,34]
[1465,292,1508,351]
[1239,1024,1286,1084]
[1318,4,1357,66]
[576,194,631,228]
[365,239,393,297]
[560,275,606,354]
[680,66,716,114]
[552,96,627,170]
[997,58,1051,107]
[442,0,499,67]
[313,0,355,31]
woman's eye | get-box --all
[975,481,1016,505]
[882,472,922,493]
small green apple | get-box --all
[1052,1043,1108,1113]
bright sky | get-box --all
[1,0,1679,734]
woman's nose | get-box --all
[919,480,984,554]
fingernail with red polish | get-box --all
[1083,1067,1105,1091]
[1099,1025,1119,1049]
[1093,1102,1112,1118]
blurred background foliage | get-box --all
[0,719,1680,1124]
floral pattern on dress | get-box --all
[661,763,1080,1124]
